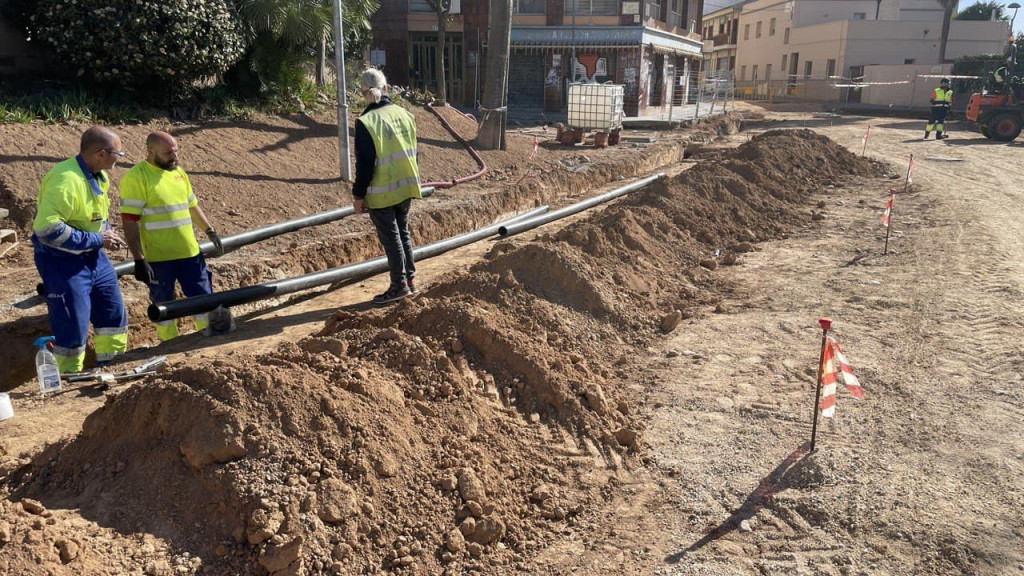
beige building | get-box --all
[731,0,1007,100]
[701,3,744,74]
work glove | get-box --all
[206,228,225,258]
[134,259,155,284]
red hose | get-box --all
[420,103,488,189]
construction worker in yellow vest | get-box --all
[925,78,952,140]
[32,126,129,372]
[352,68,422,305]
[120,131,225,340]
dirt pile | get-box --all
[0,129,885,576]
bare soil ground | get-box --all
[1,105,1022,576]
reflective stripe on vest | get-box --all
[932,87,952,104]
[360,105,422,209]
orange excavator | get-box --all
[966,38,1023,141]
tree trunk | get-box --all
[437,6,448,104]
[317,33,327,87]
[478,0,512,150]
[938,0,955,63]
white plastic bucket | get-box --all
[0,392,13,421]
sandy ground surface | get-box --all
[0,104,1022,576]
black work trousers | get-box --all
[369,198,415,289]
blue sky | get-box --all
[702,0,1024,36]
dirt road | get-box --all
[533,116,1024,575]
[1,109,1021,576]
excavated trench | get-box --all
[0,114,711,391]
[0,128,891,576]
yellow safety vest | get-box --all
[358,104,422,209]
[119,161,200,262]
[931,87,952,106]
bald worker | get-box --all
[121,131,225,341]
[32,126,129,372]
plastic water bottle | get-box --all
[33,336,62,394]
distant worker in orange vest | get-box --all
[924,78,952,140]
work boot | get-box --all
[407,278,417,293]
[923,131,930,139]
[938,132,948,139]
[372,284,411,305]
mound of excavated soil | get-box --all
[0,130,885,576]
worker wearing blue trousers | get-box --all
[32,126,129,373]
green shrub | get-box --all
[27,0,246,94]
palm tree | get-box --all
[234,0,377,90]
[937,0,956,63]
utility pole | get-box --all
[331,0,352,182]
[478,0,512,150]
[571,0,577,83]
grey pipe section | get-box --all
[113,187,435,276]
[148,205,549,322]
[498,173,664,238]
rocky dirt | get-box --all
[1,105,1022,576]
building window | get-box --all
[784,28,790,44]
[752,65,759,81]
[564,0,616,15]
[744,23,750,40]
[781,54,787,71]
[825,59,836,79]
[514,0,545,14]
[853,12,866,20]
[670,0,683,27]
[409,0,432,12]
[765,63,772,80]
[647,0,661,19]
[719,22,725,34]
[756,21,762,38]
[741,65,747,80]
[769,18,776,36]
[904,58,916,64]
[804,60,813,78]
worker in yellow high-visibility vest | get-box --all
[925,78,952,140]
[352,69,422,305]
[32,126,129,372]
[121,131,225,340]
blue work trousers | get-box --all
[148,254,213,340]
[369,198,416,289]
[34,246,127,370]
[148,254,213,303]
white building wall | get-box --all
[857,63,953,107]
[736,17,1006,82]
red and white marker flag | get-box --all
[906,153,914,185]
[861,125,871,156]
[880,189,895,227]
[820,336,865,418]
[530,136,539,159]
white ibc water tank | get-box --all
[567,84,624,130]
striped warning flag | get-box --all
[861,125,871,147]
[881,190,895,227]
[906,153,914,185]
[530,136,539,159]
[820,336,864,418]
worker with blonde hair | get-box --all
[352,68,422,304]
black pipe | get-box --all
[498,173,664,238]
[114,186,435,276]
[35,188,435,295]
[148,206,550,322]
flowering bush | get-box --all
[27,0,245,91]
